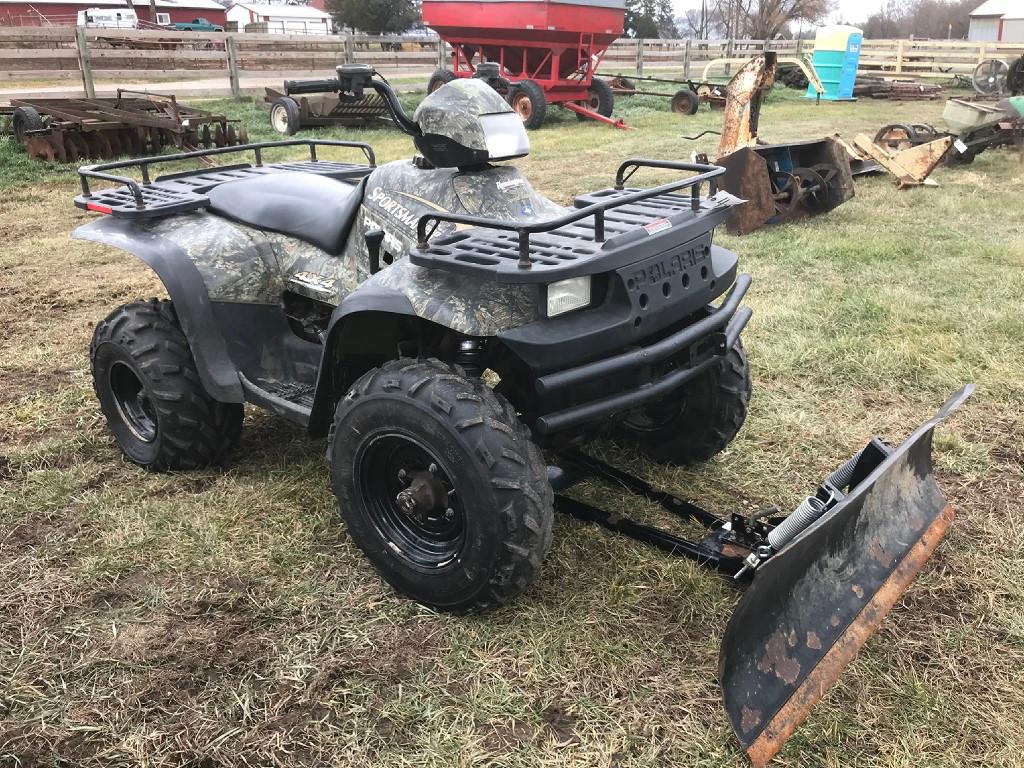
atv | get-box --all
[73,64,970,766]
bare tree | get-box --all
[695,0,831,39]
[861,0,976,39]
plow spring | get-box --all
[552,384,972,765]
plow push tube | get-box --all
[720,384,973,766]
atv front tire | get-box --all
[90,300,244,471]
[617,339,751,466]
[329,358,554,613]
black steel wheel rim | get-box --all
[355,431,467,569]
[109,360,158,443]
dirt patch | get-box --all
[0,367,76,406]
[478,717,534,752]
[2,516,81,555]
[540,703,580,747]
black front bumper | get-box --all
[530,274,752,435]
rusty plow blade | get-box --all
[720,385,973,767]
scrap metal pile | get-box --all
[5,91,247,163]
[854,75,944,100]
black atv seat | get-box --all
[207,171,365,255]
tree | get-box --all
[625,0,678,38]
[688,0,831,39]
[328,0,420,34]
[861,0,976,39]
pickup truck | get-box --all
[173,17,224,31]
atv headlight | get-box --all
[546,276,591,318]
[479,112,530,161]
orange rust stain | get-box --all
[744,504,954,768]
[741,706,763,734]
[757,631,802,686]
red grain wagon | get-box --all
[421,0,626,129]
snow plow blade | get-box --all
[720,385,973,767]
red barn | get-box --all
[0,0,228,27]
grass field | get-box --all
[1,87,1023,768]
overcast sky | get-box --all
[672,0,887,26]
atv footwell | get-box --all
[552,385,972,765]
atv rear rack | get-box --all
[412,160,737,282]
[75,139,376,219]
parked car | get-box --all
[173,17,224,32]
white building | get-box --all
[968,0,1024,42]
[227,2,333,34]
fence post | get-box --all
[978,42,988,64]
[895,39,905,74]
[344,33,355,65]
[436,38,446,69]
[683,38,691,79]
[724,37,734,75]
[225,35,241,100]
[75,26,95,99]
[635,38,644,76]
[796,37,804,57]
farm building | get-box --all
[226,2,332,34]
[968,0,1024,42]
[0,0,227,26]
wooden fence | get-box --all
[3,27,1024,97]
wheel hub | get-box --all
[109,360,157,443]
[395,466,450,522]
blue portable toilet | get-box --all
[807,25,862,100]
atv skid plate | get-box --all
[552,385,972,764]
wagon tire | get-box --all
[616,338,751,465]
[509,79,547,130]
[90,299,244,471]
[427,68,457,94]
[270,96,301,135]
[12,106,44,145]
[328,358,554,613]
[671,88,700,116]
[576,77,615,119]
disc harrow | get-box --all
[7,90,247,163]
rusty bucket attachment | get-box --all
[720,384,973,767]
[717,138,856,234]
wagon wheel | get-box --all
[874,123,916,151]
[201,124,212,147]
[770,170,801,218]
[973,59,1008,96]
[910,123,940,141]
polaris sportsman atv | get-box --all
[73,65,970,766]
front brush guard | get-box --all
[552,385,973,765]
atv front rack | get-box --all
[411,160,738,283]
[74,139,376,218]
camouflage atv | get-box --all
[74,65,970,766]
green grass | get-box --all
[2,86,1023,767]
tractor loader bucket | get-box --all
[720,384,973,767]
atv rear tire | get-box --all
[328,358,554,613]
[428,68,457,94]
[90,300,244,471]
[617,339,751,466]
[509,79,547,130]
[577,77,614,119]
